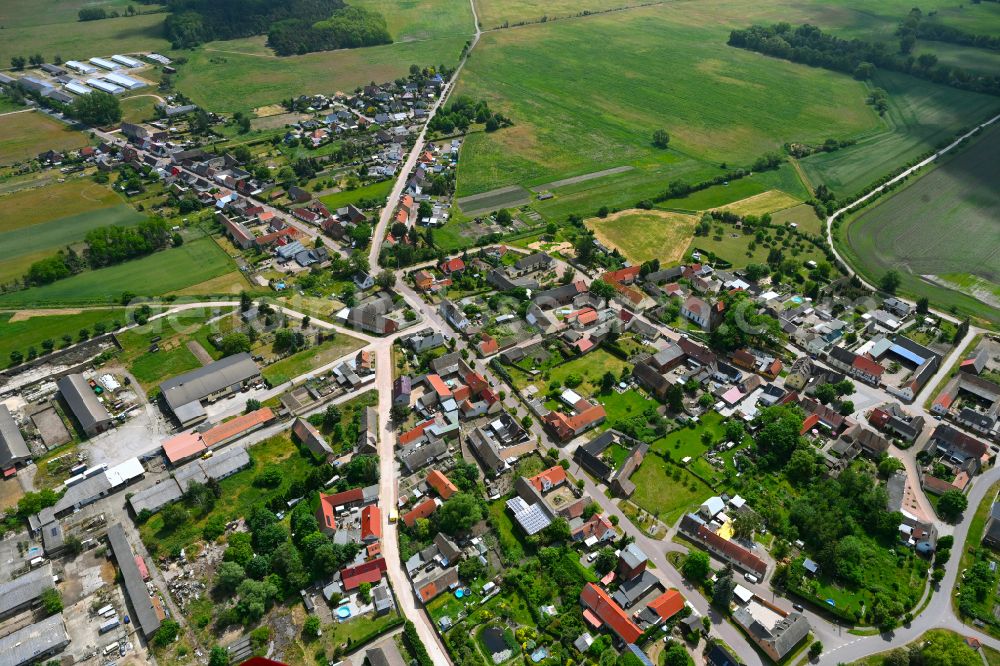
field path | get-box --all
[0,108,34,118]
[826,111,1000,324]
[122,93,166,105]
[789,157,814,196]
[186,340,213,365]
[529,165,634,191]
[8,308,84,321]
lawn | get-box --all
[691,222,826,270]
[854,629,990,666]
[630,453,714,526]
[454,3,879,198]
[585,210,697,265]
[839,122,1000,326]
[649,411,727,458]
[116,308,234,387]
[952,481,1000,613]
[319,179,394,211]
[599,389,657,428]
[0,308,127,365]
[652,163,810,212]
[0,111,90,165]
[0,181,144,284]
[0,235,251,307]
[139,432,320,556]
[529,349,631,399]
[800,70,1000,198]
[261,332,367,385]
[351,0,474,41]
[119,96,159,124]
[772,203,824,236]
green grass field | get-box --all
[839,123,1000,326]
[0,12,169,66]
[0,308,126,364]
[585,209,697,264]
[0,236,249,307]
[171,0,475,114]
[631,453,714,525]
[0,111,90,165]
[454,4,879,200]
[261,333,367,385]
[319,179,394,210]
[119,96,159,124]
[772,203,824,236]
[800,71,1000,197]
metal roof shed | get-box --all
[107,523,161,637]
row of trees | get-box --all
[267,6,392,56]
[901,7,1000,52]
[728,23,1000,96]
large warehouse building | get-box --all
[159,353,261,426]
[56,374,111,437]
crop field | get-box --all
[800,71,1000,197]
[710,189,800,217]
[171,0,473,114]
[0,180,143,284]
[840,123,1000,326]
[0,236,249,307]
[456,185,533,215]
[585,209,697,264]
[475,0,655,29]
[0,308,126,364]
[454,4,879,199]
[0,111,89,165]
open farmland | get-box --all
[840,123,1000,326]
[171,0,474,113]
[0,11,168,66]
[454,4,879,201]
[0,236,251,307]
[800,71,1000,197]
[585,209,697,264]
[0,180,144,284]
[0,111,89,165]
[319,179,394,210]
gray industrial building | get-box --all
[107,523,161,637]
[0,564,54,620]
[0,404,31,471]
[57,374,112,436]
[0,613,70,666]
[159,353,260,426]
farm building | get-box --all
[0,613,70,666]
[65,60,97,74]
[146,53,171,65]
[159,353,261,426]
[0,404,31,473]
[65,80,92,96]
[111,54,143,68]
[89,57,120,71]
[103,72,145,90]
[107,523,161,638]
[56,373,111,437]
[0,564,54,620]
[85,78,123,94]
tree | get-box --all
[879,270,902,295]
[376,269,396,290]
[732,511,762,540]
[70,91,121,126]
[600,371,616,393]
[712,568,734,610]
[10,56,26,70]
[938,490,968,522]
[663,643,693,666]
[652,129,671,149]
[154,619,181,646]
[877,456,905,478]
[814,383,837,405]
[220,332,251,356]
[495,208,512,226]
[590,279,617,300]
[302,615,321,638]
[216,561,246,593]
[161,503,189,530]
[40,588,62,615]
[591,546,616,575]
[682,551,710,582]
[809,641,823,660]
[916,296,929,315]
[436,493,483,535]
[458,557,486,582]
[209,646,229,666]
[666,384,684,412]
